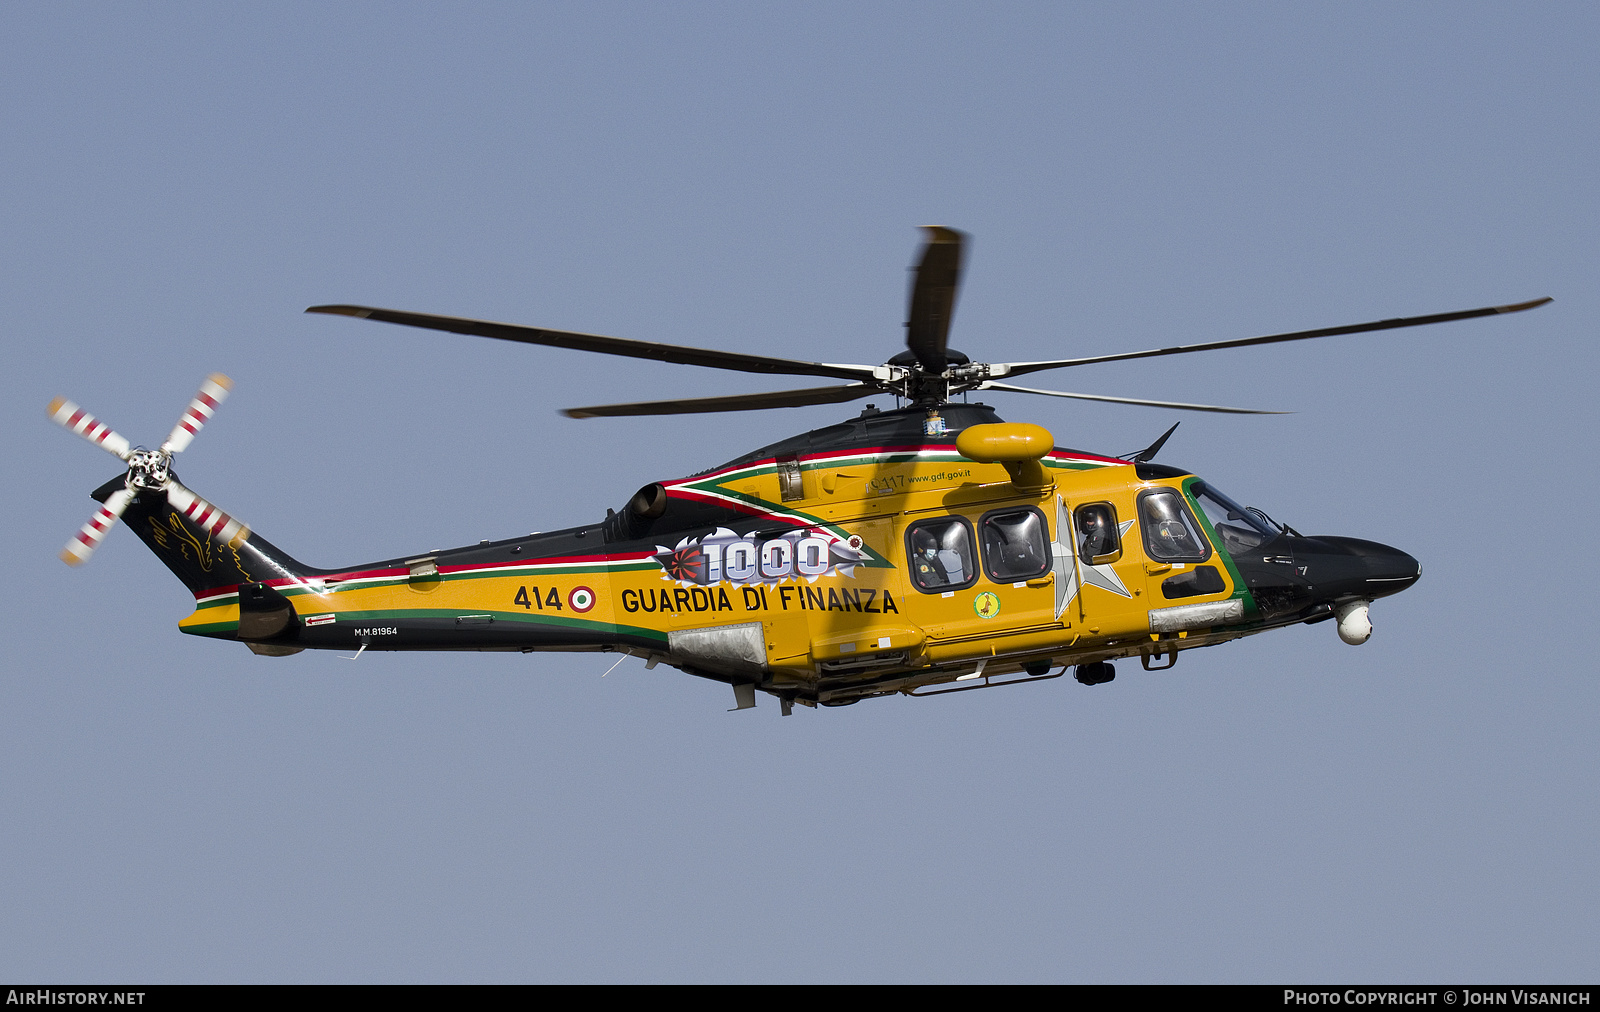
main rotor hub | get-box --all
[886,347,971,370]
[883,347,985,406]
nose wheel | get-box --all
[1075,661,1115,686]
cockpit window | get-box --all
[1189,481,1282,555]
[1138,489,1210,562]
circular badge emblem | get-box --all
[568,586,596,613]
[973,592,1001,620]
[847,535,863,550]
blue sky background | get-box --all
[3,2,1595,982]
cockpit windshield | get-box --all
[1189,480,1284,555]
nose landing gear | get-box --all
[1075,661,1115,686]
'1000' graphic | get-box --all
[654,526,867,587]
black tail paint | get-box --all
[92,474,314,594]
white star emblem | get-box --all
[1053,498,1136,619]
[1051,497,1077,619]
[1080,519,1136,599]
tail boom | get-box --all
[177,557,650,656]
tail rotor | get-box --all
[48,373,246,566]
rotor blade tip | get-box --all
[59,549,85,566]
[1496,297,1553,313]
[47,396,67,416]
[207,373,234,390]
[305,305,372,318]
[560,409,593,419]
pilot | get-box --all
[912,527,951,589]
[1079,508,1113,560]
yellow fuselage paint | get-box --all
[181,448,1249,694]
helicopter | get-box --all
[48,228,1549,713]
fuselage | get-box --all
[148,403,1418,707]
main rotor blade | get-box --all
[47,398,132,460]
[905,226,965,373]
[563,383,881,419]
[997,297,1553,379]
[160,373,232,454]
[981,381,1286,414]
[61,487,132,566]
[307,305,881,383]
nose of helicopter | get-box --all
[1299,535,1421,601]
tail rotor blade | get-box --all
[165,480,249,544]
[47,398,132,460]
[161,373,233,453]
[60,487,133,566]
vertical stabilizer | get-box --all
[95,475,313,594]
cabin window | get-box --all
[906,517,977,592]
[1074,502,1121,564]
[980,507,1050,582]
[1138,489,1211,563]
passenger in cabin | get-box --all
[910,520,975,591]
[912,527,952,589]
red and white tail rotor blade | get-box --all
[47,397,132,460]
[165,480,249,545]
[60,487,134,567]
[161,373,233,454]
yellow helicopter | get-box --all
[48,228,1549,713]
